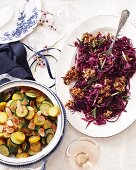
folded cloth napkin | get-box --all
[0,41,34,85]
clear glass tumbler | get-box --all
[65,137,100,170]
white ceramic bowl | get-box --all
[0,80,66,167]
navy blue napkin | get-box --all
[0,42,34,85]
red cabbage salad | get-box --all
[63,32,136,126]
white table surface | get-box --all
[39,1,136,170]
[30,0,136,170]
[1,0,136,170]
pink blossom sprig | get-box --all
[37,10,57,31]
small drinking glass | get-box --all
[65,137,100,170]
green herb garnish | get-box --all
[122,95,130,100]
[35,126,41,131]
[92,107,96,118]
[83,77,97,91]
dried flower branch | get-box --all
[37,10,57,31]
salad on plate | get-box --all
[63,32,136,126]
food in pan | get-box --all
[0,87,60,158]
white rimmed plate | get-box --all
[0,0,41,44]
[56,15,136,137]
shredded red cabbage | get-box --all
[64,32,136,126]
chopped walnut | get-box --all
[81,32,93,44]
[100,83,111,97]
[100,84,110,94]
[63,66,78,85]
[105,92,111,97]
[106,33,114,40]
[97,97,103,104]
[98,79,112,97]
[113,76,126,92]
[104,110,112,118]
[104,78,112,85]
[65,100,75,108]
[92,39,99,48]
[83,68,95,80]
[70,87,84,98]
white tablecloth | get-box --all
[45,1,136,170]
[1,0,136,170]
